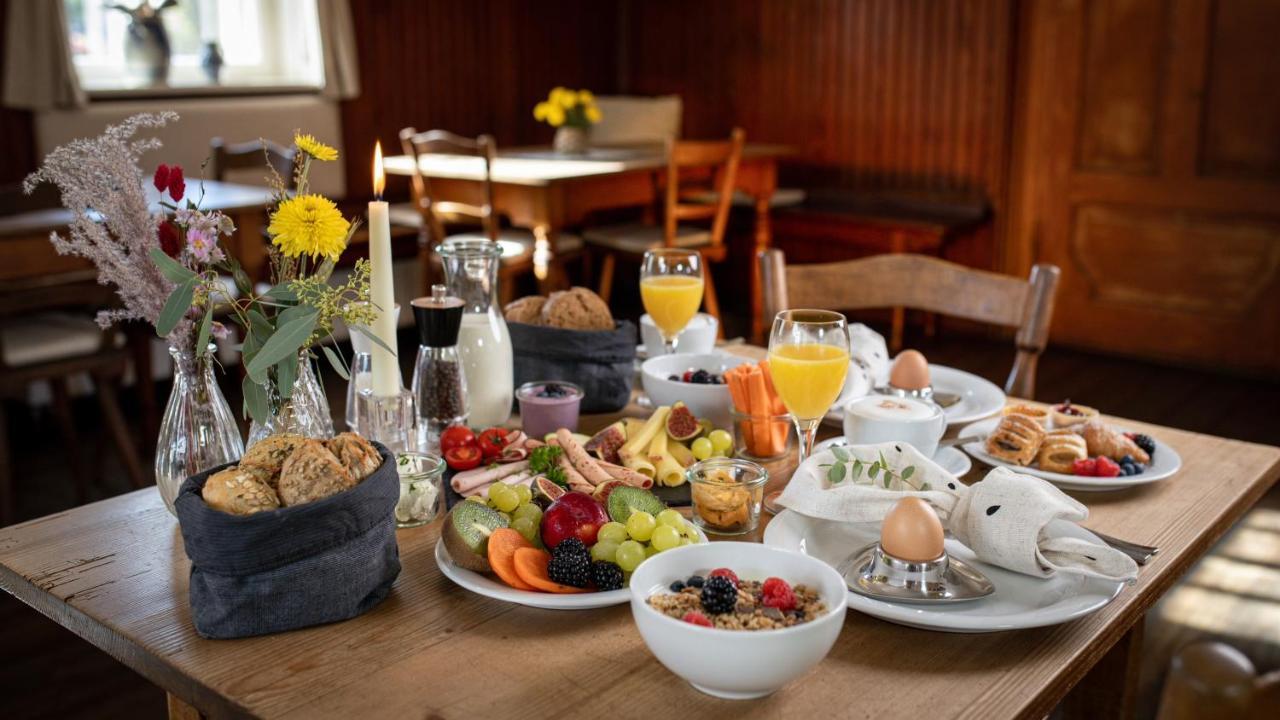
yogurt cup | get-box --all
[516,381,584,439]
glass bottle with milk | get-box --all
[439,240,513,427]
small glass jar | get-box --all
[730,409,793,461]
[394,452,445,528]
[687,457,768,536]
[516,381,584,440]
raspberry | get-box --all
[681,611,713,627]
[761,577,796,611]
[1071,458,1097,476]
[708,568,739,587]
[1094,456,1121,477]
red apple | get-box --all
[540,492,609,549]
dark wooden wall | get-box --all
[0,0,37,185]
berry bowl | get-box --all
[629,541,847,699]
[640,353,750,429]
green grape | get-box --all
[598,521,628,544]
[690,437,713,461]
[511,517,538,544]
[512,503,542,524]
[513,484,533,505]
[708,429,733,453]
[645,544,660,558]
[616,541,645,572]
[651,525,681,551]
[657,509,684,528]
[681,536,694,546]
[590,540,619,563]
[466,495,487,504]
[490,484,519,513]
[626,511,656,542]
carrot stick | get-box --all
[725,366,749,413]
[757,360,789,455]
[744,366,772,455]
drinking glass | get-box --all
[639,248,704,355]
[762,309,851,514]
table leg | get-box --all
[167,693,204,720]
[1061,622,1144,719]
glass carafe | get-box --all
[411,285,468,450]
[439,239,513,427]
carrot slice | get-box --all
[487,528,537,591]
[512,547,589,594]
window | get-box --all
[64,0,325,95]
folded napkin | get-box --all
[849,323,891,386]
[778,443,1138,584]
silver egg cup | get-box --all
[840,542,994,604]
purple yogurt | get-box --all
[516,381,584,440]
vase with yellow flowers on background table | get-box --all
[535,87,602,155]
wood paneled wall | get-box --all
[0,0,37,185]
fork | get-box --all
[1086,529,1160,566]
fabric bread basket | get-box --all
[174,442,401,639]
[509,320,637,413]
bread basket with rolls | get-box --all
[173,432,401,639]
[505,287,637,413]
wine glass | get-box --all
[762,309,851,514]
[640,248,704,355]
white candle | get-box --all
[368,141,400,397]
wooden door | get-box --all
[1007,0,1280,374]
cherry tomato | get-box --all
[477,428,510,459]
[444,444,482,471]
[440,425,476,454]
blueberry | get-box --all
[1120,455,1135,465]
[668,374,680,382]
[686,575,705,588]
[1130,464,1144,475]
[669,580,686,592]
[1119,465,1132,476]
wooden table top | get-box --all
[381,143,791,187]
[1,372,1277,718]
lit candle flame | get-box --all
[372,140,385,199]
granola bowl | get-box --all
[629,541,847,699]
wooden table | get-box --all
[1,374,1277,718]
[382,144,790,340]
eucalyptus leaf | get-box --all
[883,475,891,489]
[245,308,318,380]
[275,354,297,400]
[231,262,252,298]
[852,459,864,478]
[277,303,315,327]
[831,446,849,462]
[350,324,398,358]
[878,450,890,469]
[321,344,351,381]
[920,482,931,492]
[263,283,297,303]
[827,462,845,484]
[150,248,196,284]
[868,464,880,479]
[901,466,915,480]
[315,257,335,283]
[155,277,196,337]
[247,308,273,337]
[196,305,213,352]
[242,375,270,424]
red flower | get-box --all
[153,164,170,192]
[167,165,185,202]
[157,220,181,258]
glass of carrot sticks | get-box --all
[723,361,793,461]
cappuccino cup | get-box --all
[842,395,946,458]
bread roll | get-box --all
[540,286,614,330]
[326,432,382,482]
[202,467,281,515]
[278,440,355,506]
[503,295,546,325]
[239,433,306,490]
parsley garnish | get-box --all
[529,445,568,487]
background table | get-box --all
[0,375,1276,718]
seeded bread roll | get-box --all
[540,286,614,330]
[202,467,281,515]
[277,440,355,506]
[239,433,306,490]
[326,432,382,482]
[503,295,547,325]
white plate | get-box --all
[814,436,972,477]
[435,525,709,610]
[824,365,1006,428]
[763,509,1125,632]
[957,418,1182,491]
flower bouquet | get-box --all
[534,87,602,154]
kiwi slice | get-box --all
[606,486,666,524]
[442,503,509,573]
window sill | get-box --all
[86,84,324,102]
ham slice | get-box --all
[451,459,530,494]
[459,470,534,497]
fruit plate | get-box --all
[823,365,1006,428]
[957,418,1182,491]
[435,524,710,610]
[762,509,1125,633]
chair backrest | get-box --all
[591,95,683,146]
[0,272,119,370]
[664,128,745,248]
[398,127,498,246]
[210,137,297,189]
[0,182,62,216]
[759,249,1060,398]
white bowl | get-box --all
[640,353,749,429]
[629,541,847,699]
[640,313,719,357]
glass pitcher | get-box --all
[439,239,513,427]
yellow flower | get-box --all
[554,87,577,109]
[546,104,566,127]
[585,105,602,124]
[533,101,551,121]
[294,133,338,162]
[268,194,350,261]
[577,90,594,104]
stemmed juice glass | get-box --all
[639,249,704,355]
[762,309,851,514]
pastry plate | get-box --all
[824,365,1006,428]
[814,437,972,477]
[957,417,1182,491]
[763,509,1125,632]
[435,525,709,610]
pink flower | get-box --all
[185,227,215,262]
[157,220,181,258]
[168,165,185,202]
[153,164,170,192]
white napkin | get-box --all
[778,444,1138,584]
[849,323,890,385]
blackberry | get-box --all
[700,576,737,614]
[548,539,592,588]
[591,561,624,591]
[555,537,588,557]
[1133,434,1156,457]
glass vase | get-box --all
[155,345,245,515]
[246,349,334,447]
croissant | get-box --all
[985,413,1045,466]
[1038,430,1087,473]
[1081,421,1150,464]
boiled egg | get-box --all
[880,497,945,562]
[889,349,930,390]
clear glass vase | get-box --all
[155,345,245,515]
[246,349,334,447]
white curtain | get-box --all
[317,0,360,100]
[2,0,87,110]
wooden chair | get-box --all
[210,137,297,189]
[584,128,745,328]
[0,274,148,523]
[759,250,1060,398]
[399,128,583,303]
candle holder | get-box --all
[353,387,416,454]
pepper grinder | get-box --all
[411,285,468,452]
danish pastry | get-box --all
[1002,403,1051,429]
[1038,430,1087,473]
[985,413,1046,466]
[1051,401,1098,429]
[1081,421,1150,464]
